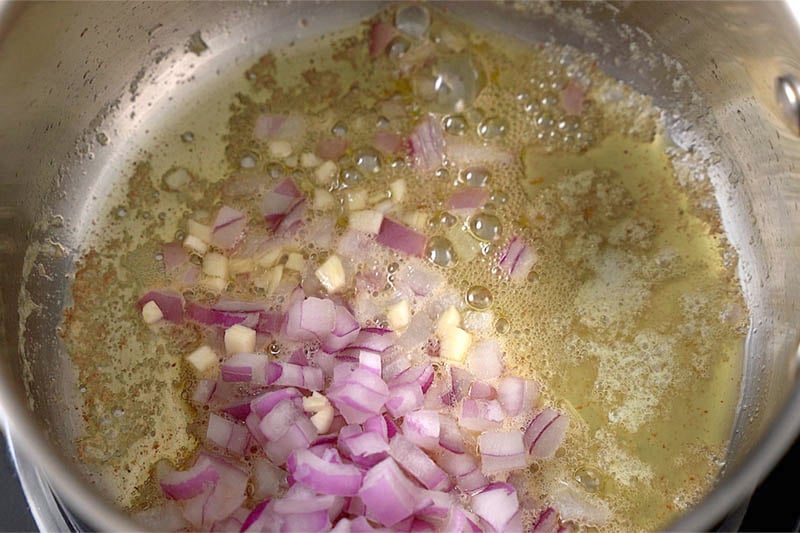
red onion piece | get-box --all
[339,428,389,468]
[287,448,364,496]
[186,302,256,328]
[358,350,382,376]
[206,414,250,457]
[449,367,474,403]
[443,507,483,533]
[363,415,389,441]
[390,363,434,393]
[261,178,304,232]
[250,388,302,418]
[409,115,445,172]
[256,311,285,334]
[253,113,287,141]
[459,399,505,432]
[285,296,336,342]
[376,217,428,257]
[316,137,348,161]
[327,366,390,424]
[468,381,496,400]
[478,430,527,475]
[320,305,361,353]
[532,507,561,533]
[524,408,569,460]
[447,187,490,214]
[438,414,465,454]
[467,339,504,380]
[561,80,585,116]
[373,131,405,154]
[385,383,424,418]
[358,458,418,527]
[349,327,396,353]
[264,416,318,465]
[163,241,189,274]
[160,456,220,500]
[389,435,450,491]
[436,450,488,493]
[252,458,286,501]
[498,236,537,282]
[258,399,307,441]
[241,500,270,532]
[402,410,440,451]
[191,379,217,406]
[470,482,520,533]
[137,289,185,323]
[276,197,307,235]
[210,206,246,250]
[496,377,538,417]
[212,299,267,313]
[178,454,248,529]
[220,353,266,384]
[220,400,252,421]
[368,22,398,57]
[272,362,324,391]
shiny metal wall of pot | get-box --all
[1,2,799,530]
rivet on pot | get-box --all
[775,74,800,135]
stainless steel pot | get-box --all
[1,2,799,530]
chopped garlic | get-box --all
[269,140,293,158]
[186,345,218,373]
[315,254,346,293]
[310,405,334,433]
[187,219,212,243]
[224,324,256,355]
[345,189,368,211]
[390,179,407,203]
[301,152,322,168]
[373,199,394,213]
[284,154,298,168]
[368,191,388,205]
[403,210,429,231]
[439,326,472,362]
[436,306,461,336]
[141,300,163,324]
[285,252,305,272]
[203,252,229,279]
[386,299,410,331]
[183,234,208,256]
[313,188,336,210]
[302,391,330,413]
[348,210,384,235]
[314,160,338,185]
[229,257,254,276]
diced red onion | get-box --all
[349,327,396,353]
[358,457,418,527]
[478,430,527,475]
[496,377,538,417]
[331,516,379,532]
[191,379,217,406]
[338,428,389,467]
[385,382,424,418]
[256,311,285,334]
[447,187,489,214]
[532,507,560,533]
[276,198,307,235]
[241,500,271,532]
[272,362,324,391]
[524,408,569,459]
[285,296,336,342]
[316,137,348,161]
[443,507,483,533]
[449,367,474,403]
[178,454,248,529]
[264,416,318,465]
[320,305,361,353]
[186,302,256,328]
[220,353,267,384]
[402,410,440,451]
[287,448,364,496]
[288,347,308,366]
[210,507,249,532]
[409,115,445,172]
[389,435,450,491]
[250,388,303,418]
[458,399,504,432]
[363,415,389,441]
[163,241,189,273]
[368,21,398,57]
[221,400,252,421]
[373,131,404,154]
[498,236,537,282]
[468,381,496,400]
[470,482,519,533]
[390,363,434,393]
[359,350,382,376]
[252,458,286,500]
[259,399,306,441]
[246,412,268,447]
[212,299,267,313]
[211,206,246,250]
[261,178,304,232]
[327,366,390,424]
[436,450,488,493]
[376,217,427,257]
[206,414,250,457]
[467,338,504,380]
[137,290,185,323]
[160,456,220,500]
[253,114,287,141]
[438,414,465,454]
[561,80,585,116]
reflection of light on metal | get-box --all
[775,74,800,135]
[787,0,800,29]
